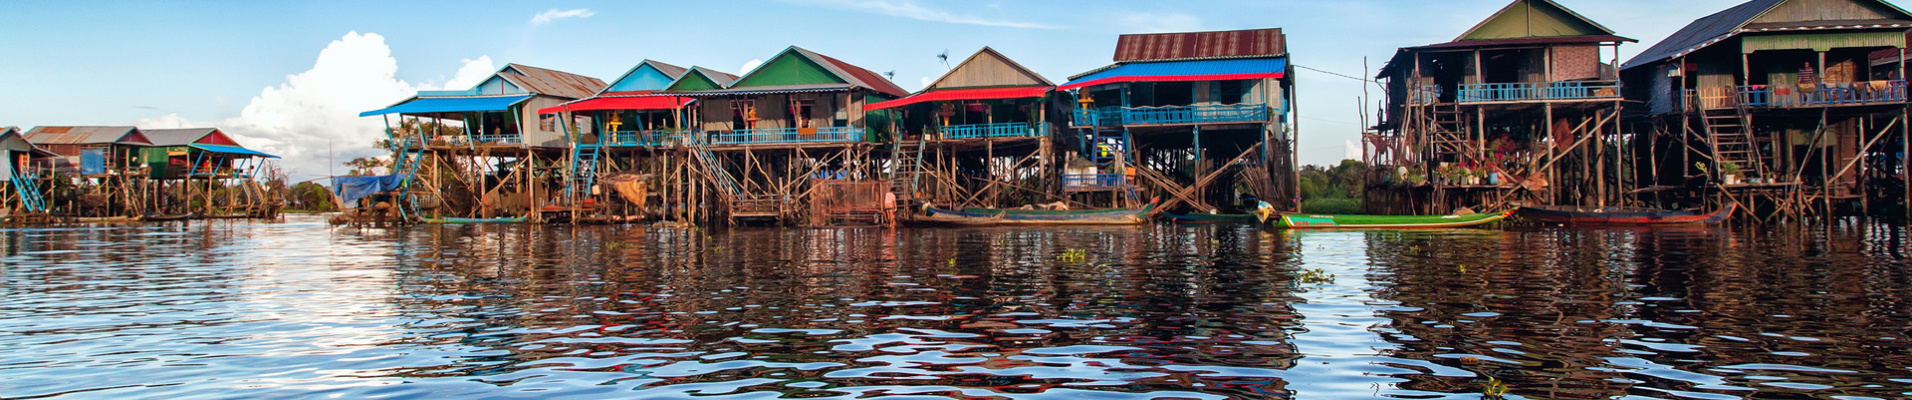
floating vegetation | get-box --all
[1482,376,1509,398]
[1056,249,1088,263]
[1299,268,1335,285]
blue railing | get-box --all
[1063,173,1127,190]
[1458,81,1620,103]
[940,122,1045,139]
[1736,81,1907,108]
[708,126,860,146]
[1125,103,1270,125]
[1409,85,1442,105]
[602,130,693,147]
[470,135,522,145]
[1073,107,1124,127]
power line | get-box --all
[1293,64,1377,84]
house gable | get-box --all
[603,61,688,93]
[1458,0,1614,41]
[730,49,848,88]
[925,47,1053,91]
[1751,0,1911,25]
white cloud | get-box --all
[918,76,933,90]
[135,31,495,181]
[785,0,1054,29]
[1343,139,1361,161]
[738,59,764,76]
[1119,12,1201,33]
[530,8,595,25]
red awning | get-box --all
[1057,73,1283,91]
[866,86,1052,111]
[537,96,694,114]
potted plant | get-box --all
[1720,161,1741,185]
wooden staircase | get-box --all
[1700,106,1762,179]
[1424,103,1472,161]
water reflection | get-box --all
[1,218,1908,399]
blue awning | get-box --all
[190,144,279,159]
[358,95,532,117]
[1061,58,1287,90]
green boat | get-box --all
[1165,213,1257,223]
[422,216,527,224]
[1257,201,1509,229]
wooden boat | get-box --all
[75,216,144,223]
[1271,211,1512,229]
[1165,213,1257,223]
[422,216,527,224]
[145,214,194,221]
[1257,200,1509,229]
[1515,202,1735,225]
[922,203,1154,226]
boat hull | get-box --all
[1165,213,1256,223]
[921,204,1154,226]
[1276,210,1512,229]
[423,216,528,224]
[1516,203,1735,225]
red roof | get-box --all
[1057,72,1283,91]
[866,86,1052,111]
[806,50,911,98]
[537,96,694,114]
[1114,28,1287,62]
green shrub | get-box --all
[1300,198,1363,214]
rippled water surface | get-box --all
[4,216,1911,399]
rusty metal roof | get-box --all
[498,63,607,99]
[23,126,150,146]
[1113,28,1287,63]
[691,66,741,87]
[1623,0,1912,70]
[142,128,219,147]
[793,47,911,98]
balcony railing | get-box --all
[603,130,693,147]
[469,135,522,146]
[939,122,1045,139]
[1408,85,1442,105]
[1458,81,1619,103]
[708,126,860,146]
[1075,103,1272,127]
[1681,81,1909,111]
[1063,173,1127,191]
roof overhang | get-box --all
[537,95,696,114]
[866,86,1053,111]
[359,95,534,117]
[189,144,278,159]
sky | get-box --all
[4,0,1901,182]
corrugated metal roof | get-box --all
[190,144,278,159]
[537,95,694,114]
[1060,58,1288,90]
[1453,0,1618,41]
[597,60,690,96]
[675,83,853,97]
[142,128,220,147]
[922,47,1054,91]
[694,66,741,87]
[23,126,147,146]
[791,47,910,98]
[1622,0,1912,70]
[359,95,533,117]
[1113,28,1287,63]
[497,63,607,99]
[1,129,59,157]
[867,86,1051,111]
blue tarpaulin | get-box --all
[334,174,410,205]
[80,148,105,175]
[190,144,279,158]
[1060,58,1288,90]
[358,95,533,117]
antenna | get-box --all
[937,50,950,69]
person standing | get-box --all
[882,189,898,228]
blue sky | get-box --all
[3,0,1896,180]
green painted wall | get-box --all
[667,73,721,92]
[731,52,846,88]
[1461,0,1605,40]
[1743,31,1905,53]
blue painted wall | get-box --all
[604,64,676,93]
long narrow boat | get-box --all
[922,203,1154,226]
[422,216,528,224]
[1257,201,1509,229]
[1165,213,1257,224]
[1273,211,1512,229]
[1515,202,1735,225]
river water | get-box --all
[2,216,1909,399]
